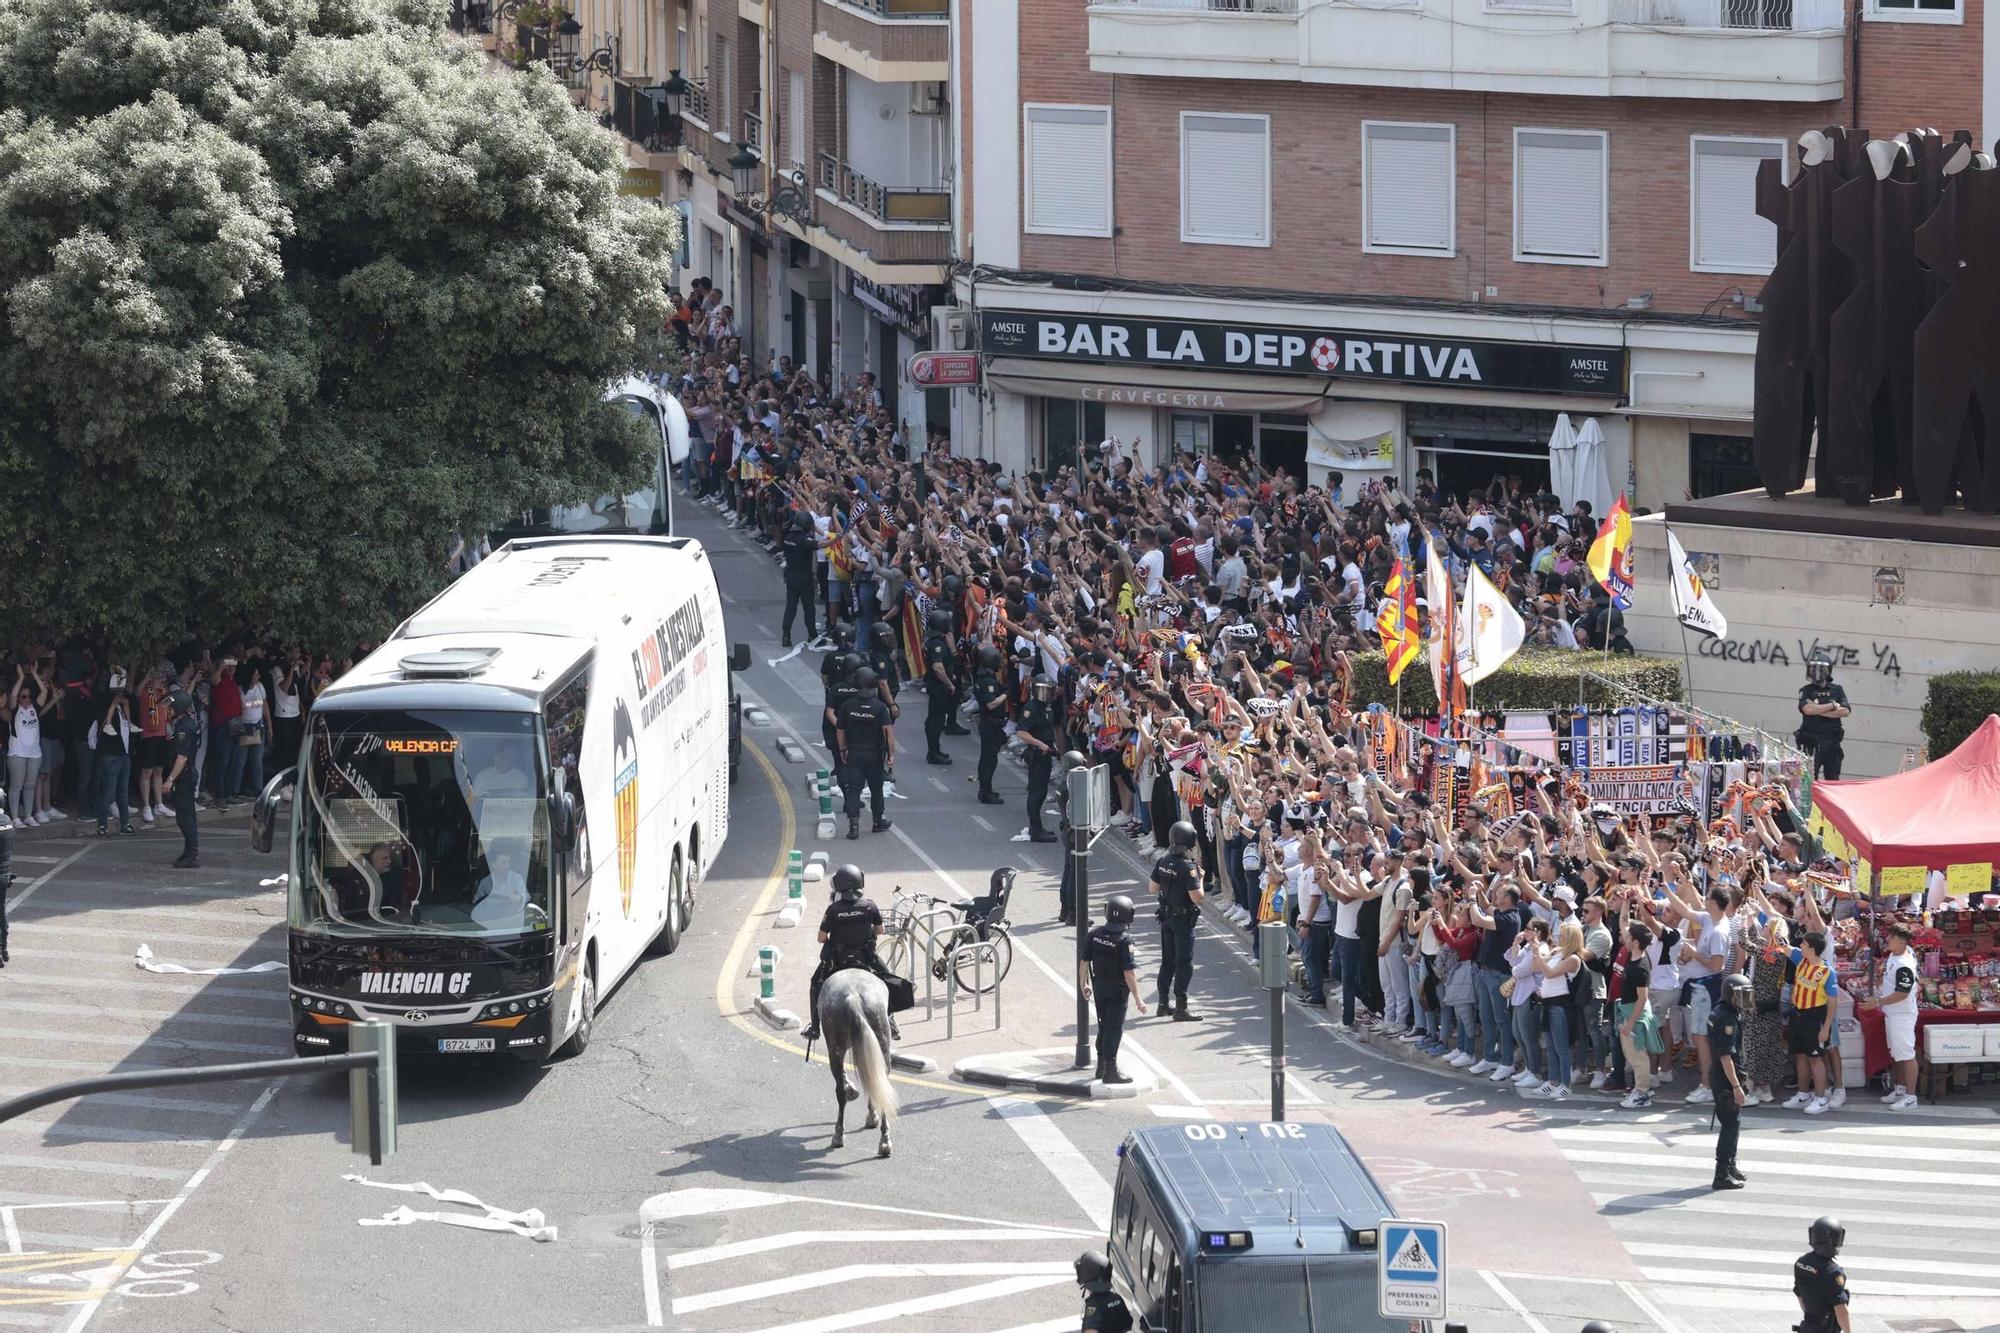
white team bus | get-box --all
[493,377,691,542]
[252,536,747,1061]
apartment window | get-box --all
[1024,105,1113,238]
[787,70,806,173]
[677,24,688,74]
[1514,128,1608,265]
[1043,400,1105,475]
[1690,137,1783,274]
[1867,0,1960,22]
[1181,112,1271,247]
[1690,433,1759,498]
[1363,122,1455,256]
[716,35,732,133]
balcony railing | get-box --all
[838,0,950,15]
[611,79,679,153]
[682,77,712,126]
[448,0,492,34]
[1087,0,1298,11]
[1611,0,1840,27]
[816,152,950,224]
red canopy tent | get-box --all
[1812,714,2000,867]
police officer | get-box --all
[1074,1251,1133,1333]
[160,689,202,869]
[1710,970,1752,1191]
[1081,894,1147,1083]
[865,620,903,695]
[818,625,856,690]
[822,651,866,803]
[936,578,972,738]
[780,510,823,649]
[1796,651,1851,781]
[835,668,894,840]
[801,864,895,1042]
[0,782,13,967]
[1793,1216,1851,1332]
[1150,821,1205,1022]
[921,609,958,766]
[1018,676,1061,844]
[972,646,1009,806]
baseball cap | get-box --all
[1554,886,1578,906]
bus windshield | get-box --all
[539,396,669,534]
[292,709,554,939]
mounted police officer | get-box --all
[1018,675,1061,844]
[161,689,202,869]
[1081,894,1147,1083]
[1793,1216,1851,1333]
[972,646,1009,806]
[1150,821,1205,1022]
[922,609,958,766]
[1796,650,1850,781]
[835,668,894,840]
[1711,971,1752,1191]
[801,864,900,1042]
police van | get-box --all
[1082,1121,1429,1332]
[255,535,745,1061]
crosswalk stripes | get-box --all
[638,1187,1092,1331]
[1544,1108,2000,1303]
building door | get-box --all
[1258,413,1309,479]
[789,290,807,367]
[1042,399,1106,474]
[813,298,833,380]
[1407,405,1559,502]
[876,321,899,421]
[1211,413,1254,465]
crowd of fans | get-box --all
[660,325,1919,1112]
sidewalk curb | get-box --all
[890,1052,939,1074]
[952,1051,1156,1101]
[754,997,803,1031]
[954,1067,1144,1101]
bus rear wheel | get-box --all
[657,854,686,955]
[557,961,596,1059]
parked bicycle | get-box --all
[881,869,1016,996]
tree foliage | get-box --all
[0,0,676,653]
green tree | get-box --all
[0,0,676,654]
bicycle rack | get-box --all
[906,905,960,1021]
[945,939,1004,1039]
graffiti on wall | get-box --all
[1697,635,1903,678]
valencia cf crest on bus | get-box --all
[613,698,639,917]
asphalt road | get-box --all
[2,490,1995,1333]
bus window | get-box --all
[544,670,591,885]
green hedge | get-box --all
[1921,671,2000,759]
[1345,648,1684,714]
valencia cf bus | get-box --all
[252,536,747,1061]
[491,377,691,543]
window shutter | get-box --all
[1026,107,1111,236]
[1182,115,1269,245]
[1694,140,1779,272]
[1366,124,1453,253]
[787,70,806,171]
[717,38,732,129]
[1517,130,1605,260]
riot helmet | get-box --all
[851,666,879,690]
[1030,675,1058,702]
[788,510,814,535]
[831,864,866,899]
[1808,1216,1845,1258]
[166,689,195,720]
[1169,821,1198,850]
[836,652,866,680]
[830,624,856,652]
[868,621,896,648]
[926,609,955,636]
[976,646,1004,671]
[1806,651,1833,686]
[1104,895,1136,931]
[1721,971,1755,1011]
[1074,1250,1113,1287]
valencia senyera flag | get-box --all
[1375,558,1423,686]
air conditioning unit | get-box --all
[932,308,971,350]
[909,81,947,117]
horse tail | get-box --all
[847,995,899,1121]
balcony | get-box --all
[1086,0,1844,101]
[611,77,679,156]
[814,0,948,84]
[812,152,950,269]
[448,0,493,35]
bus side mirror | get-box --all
[730,642,750,673]
[551,790,580,853]
[251,768,296,854]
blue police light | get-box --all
[1201,1232,1253,1251]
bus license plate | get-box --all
[437,1038,495,1053]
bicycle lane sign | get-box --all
[1377,1218,1446,1321]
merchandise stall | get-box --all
[1812,716,2000,1088]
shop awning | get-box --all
[984,358,1336,414]
[1812,715,2000,866]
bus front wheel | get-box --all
[558,960,596,1059]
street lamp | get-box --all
[658,68,688,119]
[555,12,581,64]
[728,142,760,199]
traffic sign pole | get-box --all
[1377,1218,1447,1323]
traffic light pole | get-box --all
[1072,816,1092,1070]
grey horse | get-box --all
[818,968,898,1157]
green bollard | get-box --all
[759,946,776,1000]
[816,769,833,818]
[788,849,804,904]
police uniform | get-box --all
[1017,697,1059,841]
[806,894,889,1032]
[1708,997,1744,1185]
[923,631,958,762]
[973,670,1009,803]
[780,519,819,646]
[1792,1250,1849,1332]
[1152,848,1202,1017]
[823,672,864,798]
[170,709,202,865]
[1797,680,1849,780]
[835,693,893,832]
[1057,815,1077,924]
[1086,923,1138,1079]
[868,639,902,698]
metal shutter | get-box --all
[1694,139,1779,272]
[787,70,805,172]
[1366,123,1453,252]
[1182,114,1269,244]
[1026,107,1110,235]
[1516,130,1605,260]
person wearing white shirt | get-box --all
[1861,921,1922,1109]
[1136,532,1166,596]
[471,844,534,931]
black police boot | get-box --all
[782,635,793,649]
[1172,998,1202,1023]
[889,1017,901,1042]
[1724,1161,1746,1184]
[1029,827,1058,844]
[872,819,893,833]
[927,750,953,765]
[1103,1062,1133,1085]
[801,1021,820,1041]
[944,724,972,736]
[172,853,200,869]
[1711,1166,1744,1191]
[846,817,860,841]
[977,790,1005,805]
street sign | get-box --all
[1066,762,1112,832]
[906,351,980,388]
[1378,1218,1446,1320]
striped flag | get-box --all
[1375,557,1423,686]
[1587,493,1635,610]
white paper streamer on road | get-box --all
[345,1175,558,1242]
[767,645,805,666]
[134,944,285,976]
[259,874,289,887]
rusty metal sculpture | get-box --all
[1911,140,2000,513]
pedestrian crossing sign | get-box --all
[1378,1218,1447,1319]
